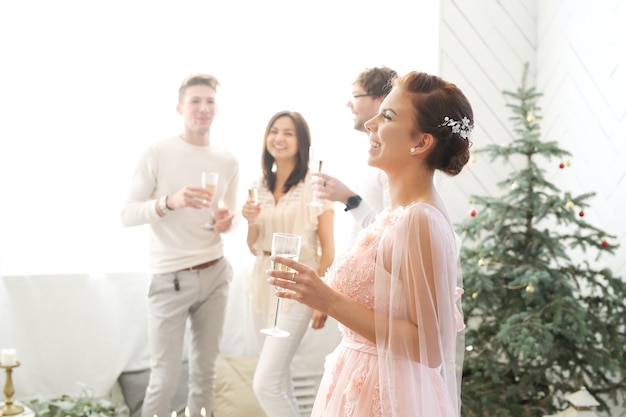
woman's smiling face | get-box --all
[266,116,299,162]
[364,87,419,172]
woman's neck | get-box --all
[272,159,296,201]
[274,159,296,182]
[387,166,436,208]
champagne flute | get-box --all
[201,171,219,229]
[308,146,324,207]
[248,187,259,225]
[261,232,302,338]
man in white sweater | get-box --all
[121,73,239,417]
[314,66,396,240]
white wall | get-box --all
[437,0,539,221]
[0,0,440,276]
[437,0,625,282]
[536,0,626,279]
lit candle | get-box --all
[200,408,206,417]
[171,412,177,417]
[1,348,17,366]
[184,407,190,417]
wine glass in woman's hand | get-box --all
[261,232,302,338]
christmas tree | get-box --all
[458,63,626,417]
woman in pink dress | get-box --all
[268,71,473,417]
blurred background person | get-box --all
[120,73,239,417]
[314,66,397,240]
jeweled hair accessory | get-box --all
[439,116,473,139]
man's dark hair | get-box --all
[355,66,398,97]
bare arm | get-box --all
[310,208,335,329]
[268,255,377,341]
[270,205,456,366]
[316,209,335,277]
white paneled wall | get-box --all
[536,0,626,279]
[439,0,625,278]
[439,0,625,416]
[437,0,539,222]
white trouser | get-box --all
[142,258,232,417]
[252,300,312,417]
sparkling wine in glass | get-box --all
[201,171,219,229]
[248,187,260,225]
[261,232,302,338]
[308,146,324,207]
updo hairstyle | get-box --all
[394,72,474,176]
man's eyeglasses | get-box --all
[351,93,375,101]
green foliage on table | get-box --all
[457,63,626,417]
[29,389,129,417]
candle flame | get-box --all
[185,407,190,417]
[171,412,177,417]
[201,407,206,417]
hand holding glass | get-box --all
[308,146,324,207]
[201,171,219,229]
[248,188,259,225]
[261,233,302,337]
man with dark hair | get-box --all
[121,73,239,417]
[315,66,397,239]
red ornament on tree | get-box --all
[579,211,585,217]
[470,208,477,217]
[559,162,565,169]
[602,240,609,247]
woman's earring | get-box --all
[410,147,416,153]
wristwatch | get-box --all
[158,195,172,214]
[344,195,362,212]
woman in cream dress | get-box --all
[241,110,334,417]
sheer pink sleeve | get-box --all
[374,204,465,417]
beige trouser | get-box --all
[141,258,232,417]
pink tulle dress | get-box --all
[311,203,465,417]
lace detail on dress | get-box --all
[372,380,383,417]
[325,352,344,407]
[335,208,405,322]
[327,208,401,339]
[378,379,393,417]
[343,363,367,416]
[330,209,400,295]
